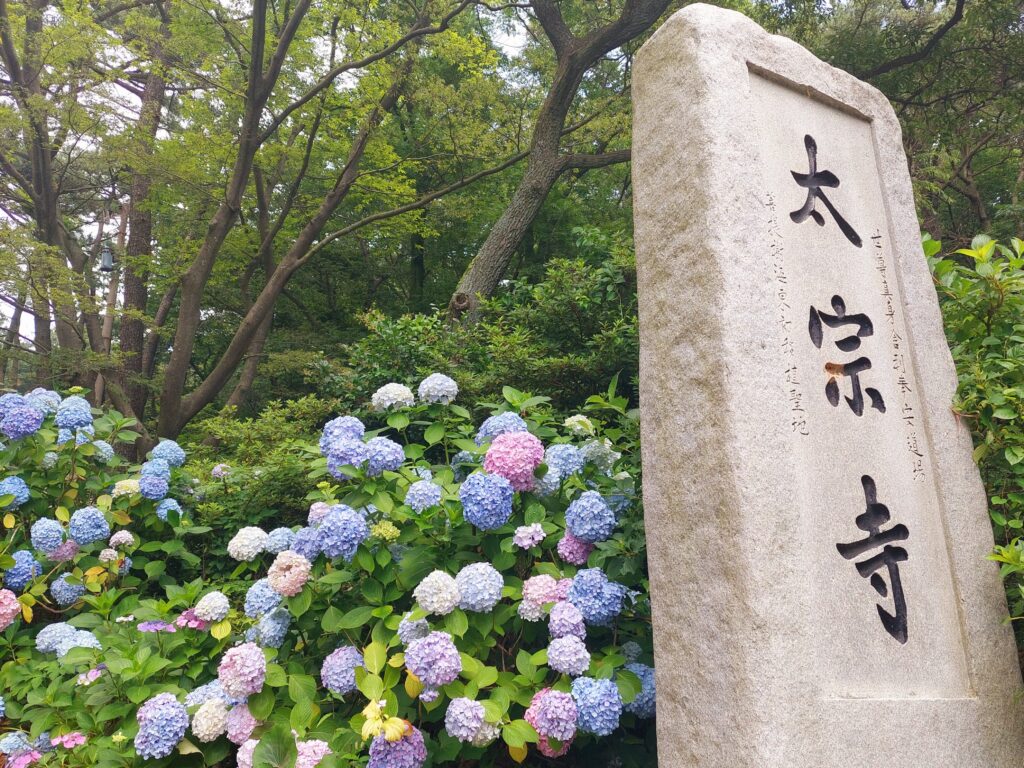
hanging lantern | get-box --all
[100,244,114,272]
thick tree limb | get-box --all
[859,0,966,80]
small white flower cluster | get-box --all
[371,383,415,411]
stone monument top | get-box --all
[633,4,1024,766]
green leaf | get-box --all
[515,650,535,678]
[356,670,385,701]
[444,608,469,638]
[993,407,1017,420]
[387,413,410,430]
[476,666,498,688]
[265,663,287,687]
[248,688,276,721]
[424,422,446,445]
[253,722,298,768]
[615,669,642,704]
[288,674,317,705]
[364,642,388,675]
[322,606,344,632]
[289,698,318,732]
[336,606,374,629]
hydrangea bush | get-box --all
[0,378,654,767]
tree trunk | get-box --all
[120,68,167,421]
[0,288,25,385]
[410,232,425,311]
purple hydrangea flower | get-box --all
[319,416,366,457]
[290,527,321,561]
[549,601,586,640]
[134,693,188,759]
[548,635,591,677]
[320,646,364,695]
[445,698,486,742]
[217,642,266,698]
[326,440,370,478]
[525,688,577,742]
[368,725,426,768]
[513,523,545,549]
[397,613,430,645]
[557,530,594,565]
[405,631,461,690]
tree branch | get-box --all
[561,148,631,171]
[859,0,966,80]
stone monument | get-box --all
[632,5,1024,766]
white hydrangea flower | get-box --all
[580,438,621,474]
[469,721,500,748]
[417,373,458,405]
[227,527,269,562]
[564,414,595,437]
[371,383,415,411]
[194,591,230,622]
[112,479,140,497]
[98,548,118,563]
[192,698,229,742]
[413,571,460,616]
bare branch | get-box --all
[859,0,966,80]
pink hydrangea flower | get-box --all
[237,739,259,768]
[175,608,209,630]
[10,750,41,768]
[268,551,311,596]
[555,577,573,601]
[51,732,86,748]
[295,738,332,768]
[50,540,79,562]
[482,431,544,491]
[218,642,266,698]
[76,666,104,686]
[519,574,561,621]
[226,704,259,745]
[513,523,545,549]
[557,530,594,565]
[0,588,21,630]
[308,501,330,526]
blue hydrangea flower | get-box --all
[450,450,477,482]
[418,373,458,405]
[4,550,40,592]
[565,491,615,543]
[155,498,181,521]
[119,556,132,575]
[50,574,85,607]
[0,476,30,508]
[622,641,642,662]
[474,411,528,445]
[264,527,295,554]
[141,458,171,480]
[290,527,321,561]
[69,506,110,545]
[320,646,364,695]
[134,693,188,759]
[567,568,628,626]
[326,440,370,478]
[57,428,73,445]
[74,425,95,445]
[245,606,291,648]
[25,388,60,414]
[571,677,623,735]
[0,694,5,719]
[55,396,92,430]
[365,437,404,477]
[1,404,44,440]
[319,416,365,456]
[317,506,369,562]
[455,563,503,612]
[623,662,655,718]
[405,480,442,513]
[30,518,64,555]
[545,444,585,477]
[35,622,77,653]
[54,629,101,658]
[184,681,237,708]
[92,440,115,462]
[42,451,58,469]
[534,468,562,497]
[151,439,186,467]
[0,732,30,756]
[0,394,27,420]
[139,474,169,501]
[397,613,430,645]
[458,473,513,531]
[244,579,282,618]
